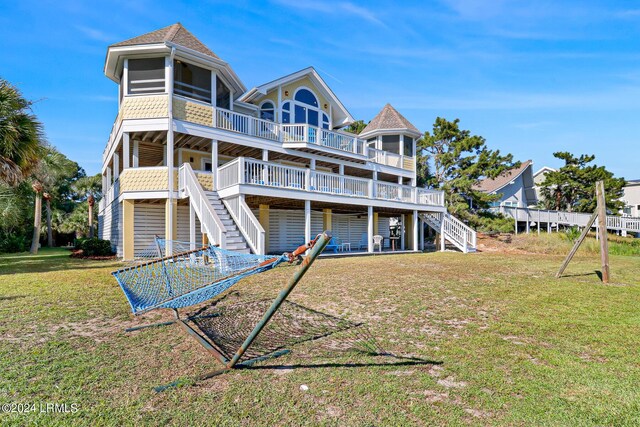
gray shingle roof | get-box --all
[110,23,218,59]
[473,160,533,193]
[360,103,420,135]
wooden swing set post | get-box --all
[556,180,610,282]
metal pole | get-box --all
[226,231,332,368]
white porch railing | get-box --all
[281,124,365,155]
[222,195,265,255]
[216,157,444,207]
[218,158,241,190]
[367,147,409,170]
[313,171,370,197]
[501,206,640,233]
[216,108,280,142]
[442,214,477,252]
[375,182,413,203]
[178,163,227,247]
[417,188,444,206]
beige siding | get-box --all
[173,97,213,126]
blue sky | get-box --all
[1,0,638,178]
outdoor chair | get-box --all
[373,235,384,252]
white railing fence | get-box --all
[216,156,444,207]
[420,211,477,253]
[222,195,265,255]
[218,158,241,190]
[216,108,279,142]
[178,163,227,247]
[442,214,476,252]
[501,206,640,233]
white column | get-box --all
[413,210,419,251]
[262,149,269,185]
[189,203,196,251]
[367,206,374,253]
[113,152,120,180]
[211,139,219,190]
[304,200,311,245]
[420,217,425,250]
[106,166,112,187]
[122,133,130,169]
[277,85,282,123]
[166,54,175,254]
[338,164,344,192]
[121,58,128,107]
[400,214,405,250]
[398,176,403,185]
[133,140,139,168]
[211,70,217,127]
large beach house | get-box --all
[98,23,476,259]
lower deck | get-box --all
[99,194,432,258]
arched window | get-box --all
[260,101,275,121]
[322,113,330,129]
[289,88,325,128]
[282,101,291,124]
[294,89,318,107]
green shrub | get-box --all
[470,212,515,233]
[74,237,87,250]
[563,226,581,242]
[79,238,113,256]
[0,234,29,253]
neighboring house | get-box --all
[533,166,556,203]
[97,23,458,259]
[621,180,640,217]
[473,160,537,208]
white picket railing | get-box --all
[216,108,280,141]
[243,158,307,189]
[367,147,408,169]
[417,188,444,206]
[375,182,413,203]
[178,163,227,247]
[216,156,444,207]
[442,214,476,252]
[501,206,640,233]
[217,158,241,189]
[222,196,265,255]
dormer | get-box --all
[359,104,421,159]
[237,67,354,129]
[103,23,245,109]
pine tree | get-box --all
[539,152,625,213]
[416,117,518,218]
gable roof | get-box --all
[473,160,533,193]
[111,23,218,59]
[533,166,556,178]
[238,67,354,127]
[359,104,421,138]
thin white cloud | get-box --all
[271,0,386,27]
[76,25,116,43]
[346,85,640,111]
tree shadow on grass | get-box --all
[0,250,120,275]
[188,296,442,369]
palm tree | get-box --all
[29,180,43,254]
[29,148,77,253]
[43,192,53,246]
[0,79,45,186]
[73,174,102,238]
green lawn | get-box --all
[1,243,639,426]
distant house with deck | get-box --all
[473,160,537,208]
[621,180,640,217]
